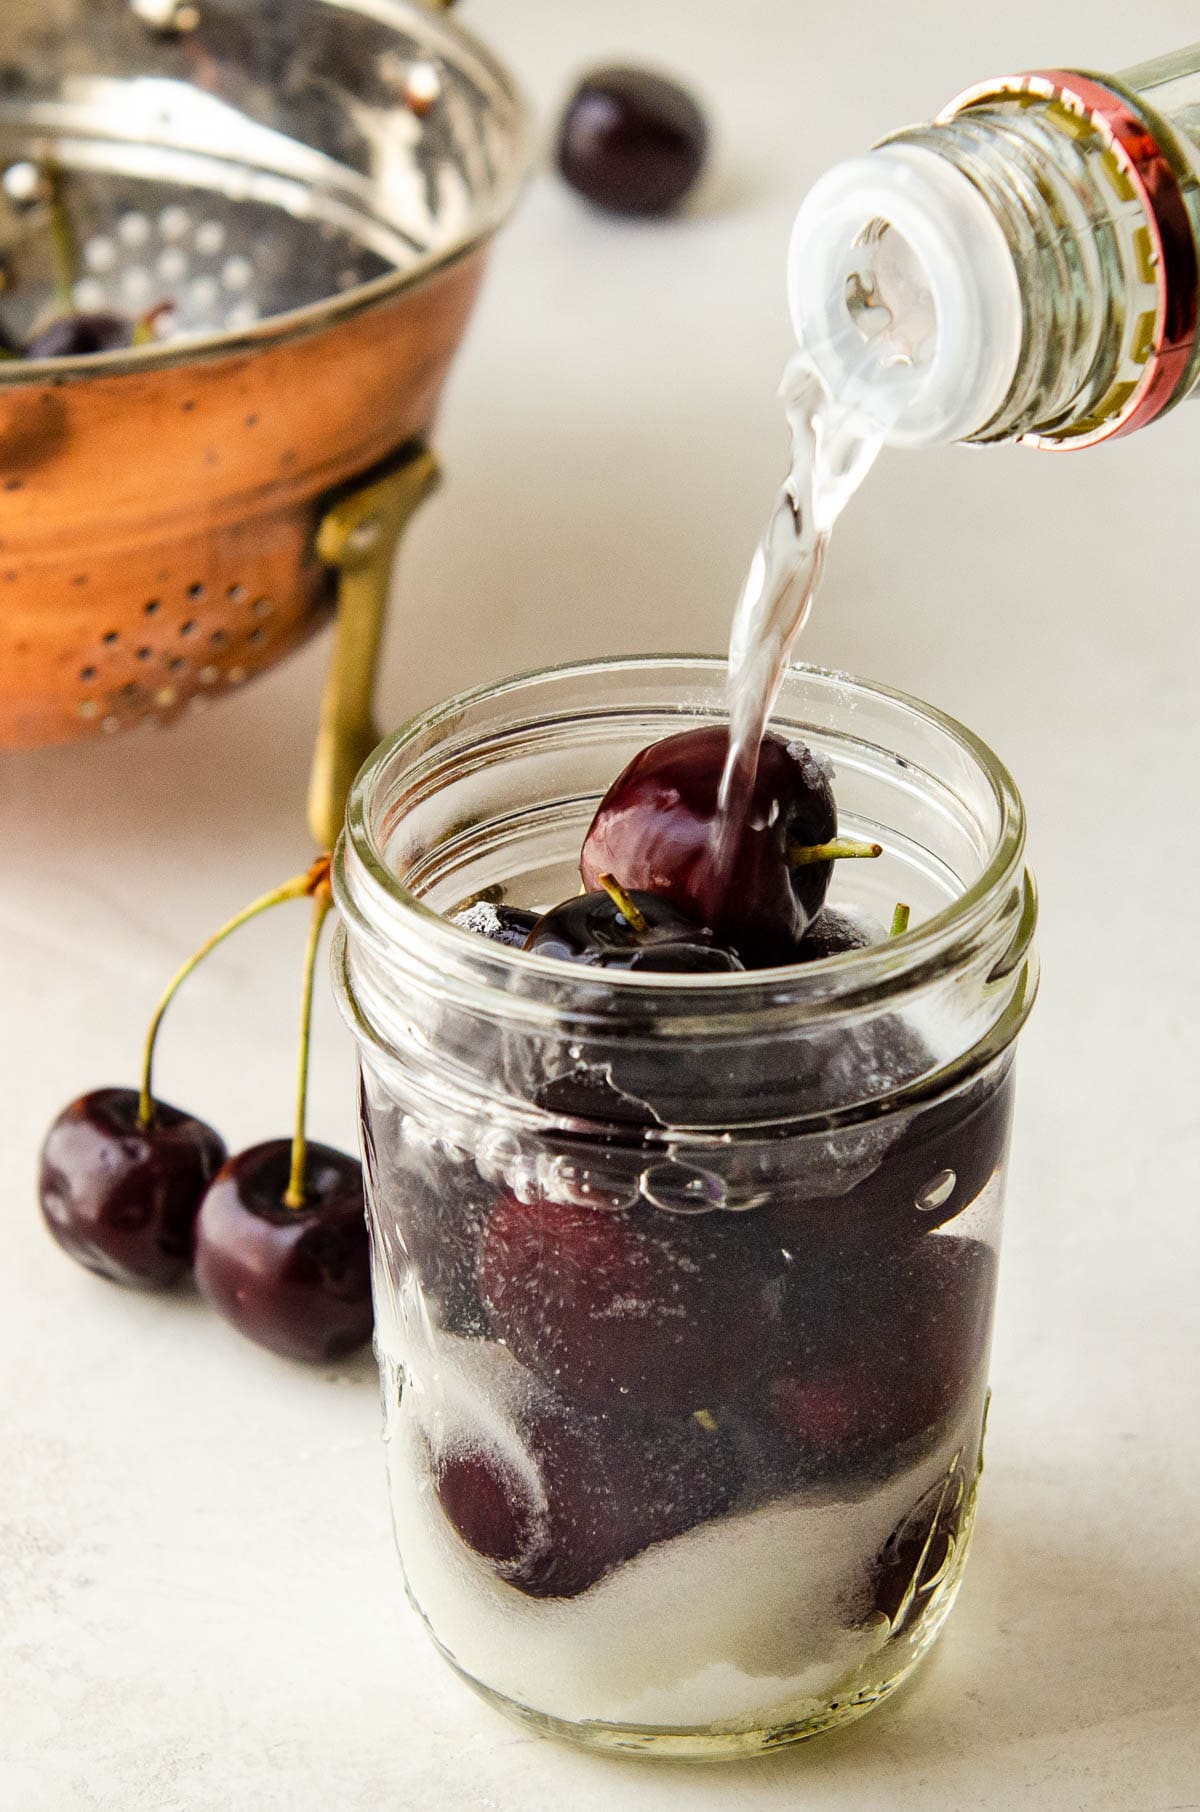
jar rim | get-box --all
[336,655,1033,1032]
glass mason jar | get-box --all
[332,657,1038,1761]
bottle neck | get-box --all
[923,69,1200,447]
[789,63,1200,449]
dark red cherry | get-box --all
[794,907,878,961]
[431,1395,741,1598]
[525,885,742,974]
[763,1235,996,1469]
[479,1193,787,1412]
[581,992,931,1134]
[382,1129,491,1338]
[435,1444,537,1568]
[767,1064,1014,1253]
[194,1140,371,1363]
[25,312,133,358]
[556,66,708,218]
[38,1086,226,1289]
[534,1064,662,1129]
[451,901,542,950]
[867,1458,971,1629]
[581,727,838,965]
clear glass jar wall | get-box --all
[333,658,1038,1760]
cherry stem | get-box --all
[890,902,911,937]
[284,879,334,1210]
[138,855,331,1128]
[596,872,648,934]
[787,837,882,868]
[133,300,175,346]
[44,162,79,317]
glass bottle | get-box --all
[787,45,1200,449]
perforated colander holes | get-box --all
[245,592,274,643]
[69,208,266,339]
[75,627,121,706]
[177,579,208,643]
[74,580,282,722]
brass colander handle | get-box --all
[307,443,440,850]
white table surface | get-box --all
[5,3,1200,1807]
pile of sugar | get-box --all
[381,1329,982,1730]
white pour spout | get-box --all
[787,143,1024,448]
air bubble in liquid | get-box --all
[640,1162,728,1215]
[915,1168,956,1212]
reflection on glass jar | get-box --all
[333,657,1038,1760]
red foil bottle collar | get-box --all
[942,68,1199,446]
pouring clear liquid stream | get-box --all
[716,225,937,866]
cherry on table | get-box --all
[194,1140,372,1363]
[478,1191,787,1412]
[556,65,709,218]
[38,1086,226,1289]
[525,878,743,973]
[581,726,874,966]
[431,1393,742,1598]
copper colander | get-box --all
[0,0,528,839]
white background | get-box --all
[4,3,1200,1807]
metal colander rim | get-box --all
[0,0,534,387]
